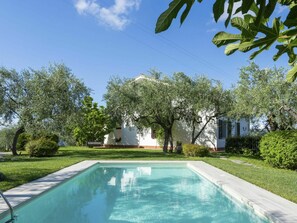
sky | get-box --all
[0,0,289,104]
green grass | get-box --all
[0,147,296,204]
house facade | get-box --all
[104,117,249,150]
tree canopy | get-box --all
[155,0,297,82]
[232,62,297,131]
[173,73,233,143]
[0,64,90,155]
[105,72,182,152]
[73,96,114,146]
[104,71,232,151]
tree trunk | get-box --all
[163,129,169,153]
[11,126,24,156]
[169,132,173,152]
[267,114,278,131]
[191,117,213,144]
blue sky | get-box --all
[0,0,289,103]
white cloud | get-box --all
[74,0,141,30]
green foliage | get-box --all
[0,64,90,154]
[16,133,32,151]
[73,96,114,146]
[232,63,297,131]
[173,73,232,144]
[156,0,297,82]
[34,132,59,144]
[105,72,182,152]
[25,138,59,157]
[225,136,262,155]
[183,144,210,157]
[105,72,231,151]
[260,130,297,170]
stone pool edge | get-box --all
[188,161,297,223]
[1,160,297,223]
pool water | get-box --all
[0,164,270,223]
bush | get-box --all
[225,136,261,155]
[16,133,32,151]
[183,144,210,157]
[25,138,59,157]
[36,133,59,144]
[259,130,297,170]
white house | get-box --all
[104,117,249,150]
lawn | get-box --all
[0,146,296,204]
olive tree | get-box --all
[173,73,233,144]
[0,64,90,155]
[104,72,183,152]
[232,62,297,131]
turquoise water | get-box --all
[0,164,270,223]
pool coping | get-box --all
[0,160,297,223]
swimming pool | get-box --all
[0,163,270,223]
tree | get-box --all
[104,72,183,152]
[173,73,233,144]
[0,64,90,155]
[232,62,297,131]
[73,96,114,146]
[155,0,297,82]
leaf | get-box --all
[155,0,195,33]
[264,0,277,19]
[212,32,242,47]
[213,0,226,22]
[231,17,256,40]
[250,47,265,59]
[242,0,254,13]
[181,0,195,25]
[225,43,240,55]
[273,39,297,63]
[225,0,234,27]
[255,0,266,28]
[287,65,297,82]
[284,6,297,28]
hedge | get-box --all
[225,136,261,154]
[260,130,297,170]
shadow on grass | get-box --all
[57,148,187,160]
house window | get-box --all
[236,122,240,137]
[218,120,227,139]
[219,120,231,139]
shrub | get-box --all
[25,138,59,157]
[183,144,210,157]
[260,130,297,170]
[40,133,59,144]
[225,136,261,155]
[16,133,32,151]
